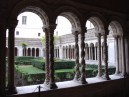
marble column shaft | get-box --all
[114,35,120,74]
[43,27,50,85]
[73,31,80,81]
[121,36,127,76]
[80,28,87,84]
[49,25,57,89]
[103,32,110,80]
[96,33,102,77]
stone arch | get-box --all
[85,12,106,34]
[54,6,83,32]
[9,0,49,26]
[32,48,35,57]
[28,48,31,56]
[108,17,125,74]
[36,48,39,57]
[108,17,124,36]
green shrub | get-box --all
[15,56,35,65]
[32,59,75,70]
[31,59,45,70]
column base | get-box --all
[121,72,129,78]
[73,74,80,81]
[43,80,50,89]
[96,73,102,78]
[50,83,58,89]
[80,77,88,84]
[115,71,120,75]
[7,86,17,95]
[102,74,110,80]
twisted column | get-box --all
[80,27,87,84]
[49,24,57,89]
[7,20,18,94]
[73,31,80,81]
[43,27,50,86]
[103,31,110,80]
[95,33,102,77]
[0,21,7,96]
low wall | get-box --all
[8,77,129,97]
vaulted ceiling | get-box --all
[70,0,128,14]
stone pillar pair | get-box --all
[43,25,57,89]
[120,35,127,77]
[73,27,87,84]
[95,32,102,77]
[113,35,120,74]
[114,34,127,77]
[95,31,110,80]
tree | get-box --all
[41,35,59,45]
[20,42,28,56]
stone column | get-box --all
[118,37,122,72]
[0,21,7,96]
[59,45,63,59]
[95,33,102,77]
[26,48,28,56]
[94,47,96,60]
[80,27,87,84]
[103,31,110,80]
[125,38,129,75]
[73,47,75,59]
[113,35,120,74]
[7,20,18,94]
[42,27,50,86]
[73,31,80,81]
[89,47,91,60]
[49,24,57,89]
[121,36,127,77]
[30,48,32,57]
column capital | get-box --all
[42,26,49,33]
[72,30,80,35]
[102,29,109,36]
[112,34,119,38]
[80,26,87,34]
[43,24,57,33]
[95,32,101,37]
[8,19,18,28]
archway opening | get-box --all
[53,12,80,82]
[108,21,123,75]
[14,11,46,87]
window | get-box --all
[16,31,19,35]
[38,33,41,37]
[22,16,27,25]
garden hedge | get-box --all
[31,59,75,70]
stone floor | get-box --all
[16,74,123,94]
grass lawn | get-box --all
[16,65,45,74]
[16,65,75,74]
